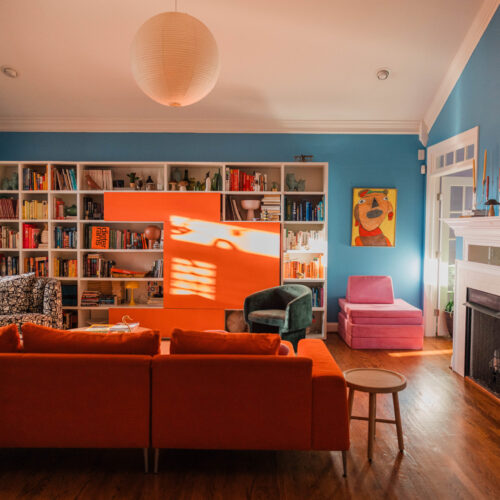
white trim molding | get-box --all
[423,0,499,132]
[0,117,421,135]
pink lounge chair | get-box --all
[338,276,423,349]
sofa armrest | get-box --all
[43,279,63,329]
[297,339,349,451]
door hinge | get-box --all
[437,192,442,201]
[434,309,440,317]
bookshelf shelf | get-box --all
[1,161,327,336]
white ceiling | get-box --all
[0,0,493,133]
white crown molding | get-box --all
[0,117,421,135]
[423,0,499,133]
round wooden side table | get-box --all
[343,368,407,462]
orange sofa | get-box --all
[152,339,350,475]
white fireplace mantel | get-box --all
[443,216,500,246]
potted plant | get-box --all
[126,172,137,189]
[444,300,454,337]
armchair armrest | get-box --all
[297,339,349,451]
[285,289,312,331]
[43,279,63,329]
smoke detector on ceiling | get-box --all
[376,69,390,80]
[1,66,18,78]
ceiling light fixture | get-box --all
[377,69,390,81]
[1,66,18,78]
[130,0,220,107]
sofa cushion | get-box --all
[0,273,35,314]
[346,276,394,304]
[170,329,281,355]
[22,323,160,355]
[339,298,422,322]
[0,324,21,352]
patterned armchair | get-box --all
[0,274,62,331]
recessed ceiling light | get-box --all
[1,66,18,78]
[377,69,390,81]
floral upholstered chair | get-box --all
[0,273,63,331]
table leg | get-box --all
[368,392,376,462]
[348,388,355,421]
[392,392,404,452]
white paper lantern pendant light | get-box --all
[131,1,220,107]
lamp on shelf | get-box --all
[130,2,220,107]
[125,282,139,306]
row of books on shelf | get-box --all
[54,226,77,249]
[22,200,48,220]
[24,256,48,277]
[53,258,78,277]
[285,199,324,221]
[284,229,325,251]
[83,197,103,220]
[0,226,19,249]
[52,166,77,190]
[226,169,270,191]
[0,197,18,219]
[84,226,150,249]
[283,255,324,279]
[0,255,19,276]
[23,223,48,249]
[85,168,113,190]
[310,286,324,308]
[23,167,48,191]
[83,254,114,277]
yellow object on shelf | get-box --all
[125,281,139,306]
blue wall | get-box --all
[428,6,500,201]
[0,132,424,320]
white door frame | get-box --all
[423,126,478,336]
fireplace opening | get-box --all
[465,288,500,398]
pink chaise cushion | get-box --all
[346,276,394,304]
[338,298,422,323]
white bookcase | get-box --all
[0,161,328,337]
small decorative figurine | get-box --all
[285,173,305,191]
[172,168,182,183]
[146,175,155,190]
[135,177,144,190]
[205,172,211,191]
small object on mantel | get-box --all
[294,154,314,162]
[485,199,500,217]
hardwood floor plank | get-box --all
[0,335,499,499]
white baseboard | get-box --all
[327,322,338,333]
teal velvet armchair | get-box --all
[243,285,312,348]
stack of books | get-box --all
[83,197,103,220]
[0,197,18,219]
[150,259,163,278]
[0,226,18,248]
[83,253,114,277]
[53,257,78,277]
[99,294,117,305]
[283,255,324,279]
[260,195,281,221]
[23,223,42,248]
[84,168,113,190]
[52,166,77,190]
[24,256,49,277]
[0,254,19,276]
[23,167,48,191]
[54,226,77,249]
[310,286,324,307]
[22,200,48,220]
[110,267,146,278]
[81,291,101,307]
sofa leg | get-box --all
[342,450,347,477]
[143,448,149,473]
[154,448,159,474]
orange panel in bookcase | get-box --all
[108,308,225,338]
[163,219,280,310]
[103,193,221,222]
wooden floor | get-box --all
[1,335,499,500]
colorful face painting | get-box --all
[351,188,397,247]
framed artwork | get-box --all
[351,188,397,246]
